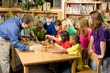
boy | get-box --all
[43,15,57,35]
[31,21,45,41]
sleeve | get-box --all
[30,26,36,35]
[67,44,81,55]
[63,41,71,49]
[98,26,106,41]
[18,33,22,40]
[56,41,63,46]
[8,27,29,51]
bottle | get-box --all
[66,4,70,14]
[106,2,109,13]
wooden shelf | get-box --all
[0,8,58,13]
[66,1,102,4]
[10,8,57,14]
[0,7,62,20]
[66,14,90,16]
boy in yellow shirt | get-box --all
[47,34,84,72]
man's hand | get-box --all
[29,44,37,51]
[21,37,29,42]
[29,44,42,52]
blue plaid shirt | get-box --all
[0,17,29,51]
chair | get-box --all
[77,53,102,73]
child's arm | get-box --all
[87,36,94,55]
[46,35,61,41]
[99,41,106,59]
[30,31,38,41]
[47,43,67,53]
[55,43,64,49]
[47,49,67,53]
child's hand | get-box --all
[46,35,53,39]
[45,35,51,38]
[98,55,104,60]
[88,50,93,56]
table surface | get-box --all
[15,44,79,66]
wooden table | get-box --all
[13,45,79,73]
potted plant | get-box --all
[20,1,31,10]
[34,0,45,10]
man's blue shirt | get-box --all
[0,17,29,51]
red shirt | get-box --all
[56,41,71,49]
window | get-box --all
[45,0,61,8]
[53,0,61,8]
[2,0,9,6]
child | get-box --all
[54,20,62,39]
[78,16,91,64]
[47,34,84,72]
[62,19,76,41]
[88,11,110,73]
[31,21,45,41]
[62,19,76,34]
[46,19,76,43]
[46,20,62,42]
[43,15,57,36]
[55,31,71,49]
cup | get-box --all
[34,44,41,53]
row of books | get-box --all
[66,4,94,15]
[67,0,94,3]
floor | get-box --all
[0,64,54,73]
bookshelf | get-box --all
[0,8,61,37]
[0,8,10,23]
[0,0,18,7]
[0,8,61,23]
[64,1,102,18]
[64,1,102,28]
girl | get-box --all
[88,11,110,73]
[46,19,76,44]
[78,16,91,64]
[55,31,71,49]
[61,19,76,35]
